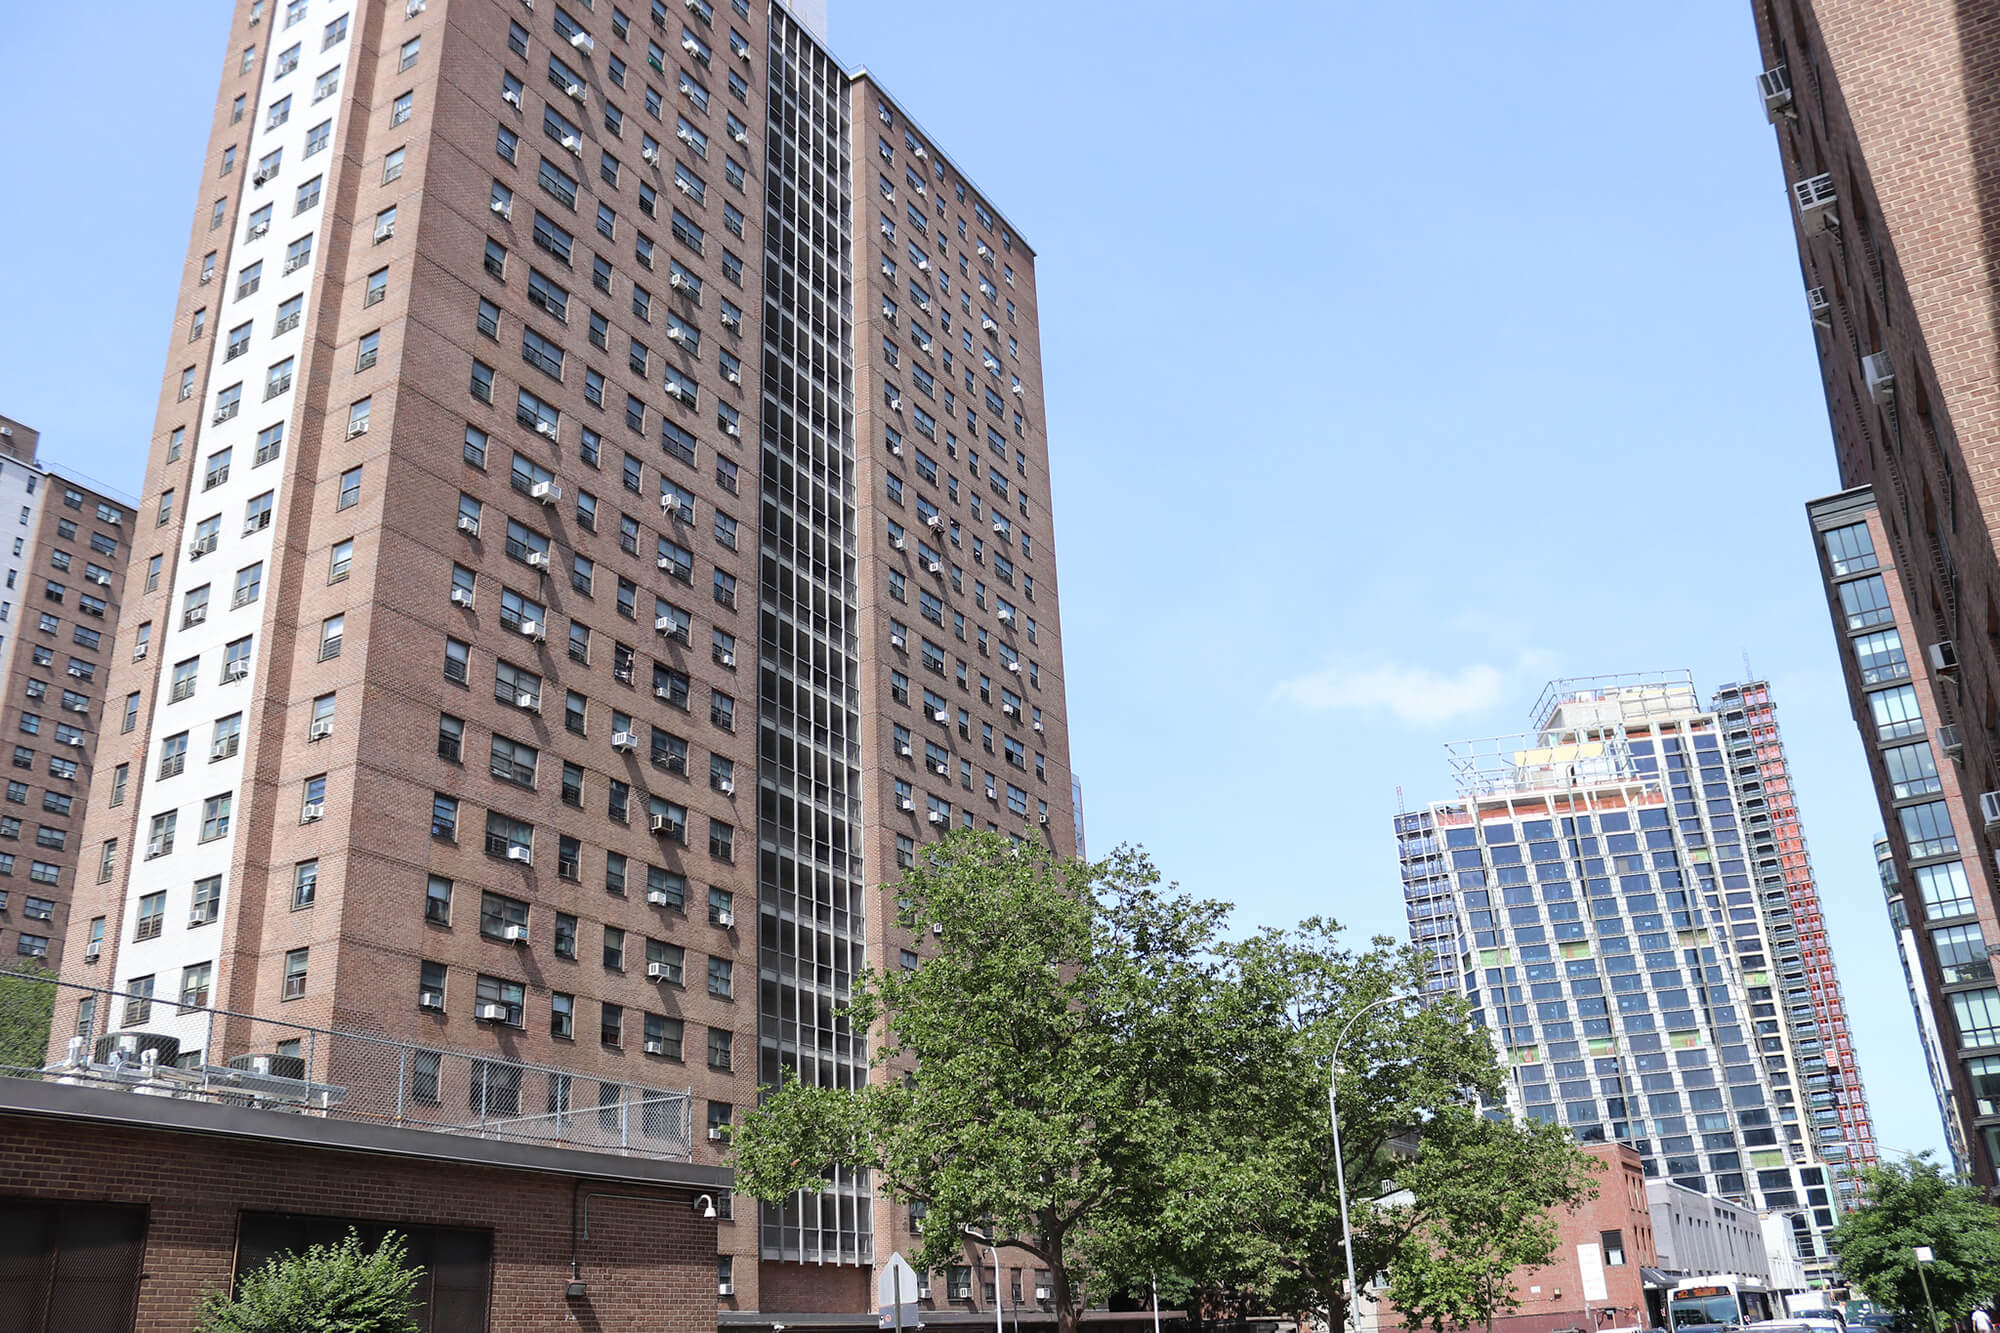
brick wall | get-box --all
[0,1108,717,1333]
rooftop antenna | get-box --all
[1396,784,1405,815]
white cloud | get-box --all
[1272,661,1506,727]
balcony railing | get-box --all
[1,970,693,1161]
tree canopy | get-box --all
[731,832,1601,1333]
[1829,1155,2000,1330]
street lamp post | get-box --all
[1914,1246,1940,1333]
[1329,991,1412,1333]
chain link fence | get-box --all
[0,969,693,1160]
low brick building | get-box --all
[0,1076,730,1332]
[1367,1143,1658,1333]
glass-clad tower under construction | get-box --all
[1395,673,1866,1284]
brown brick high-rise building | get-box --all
[56,0,1074,1320]
[0,413,131,981]
[1749,0,2000,1184]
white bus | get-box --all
[1668,1276,1777,1330]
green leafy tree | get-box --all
[731,833,1246,1333]
[1830,1155,2000,1331]
[195,1229,423,1333]
[1385,1115,1603,1333]
[0,965,56,1074]
[1140,922,1598,1333]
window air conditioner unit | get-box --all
[647,889,672,906]
[927,560,941,574]
[503,89,522,107]
[420,991,444,1011]
[1807,286,1832,328]
[1039,812,1051,826]
[346,419,369,439]
[719,778,734,794]
[647,962,673,981]
[707,1125,725,1141]
[490,199,511,217]
[309,718,333,740]
[644,1038,665,1054]
[682,37,699,52]
[526,550,551,571]
[561,135,581,154]
[718,1283,735,1297]
[146,838,168,858]
[477,1002,509,1021]
[224,660,249,681]
[1863,351,1896,406]
[189,536,215,558]
[253,171,272,186]
[212,410,231,425]
[721,652,735,667]
[450,587,474,608]
[302,801,324,821]
[725,369,741,384]
[735,43,749,61]
[644,146,662,165]
[1003,703,1019,717]
[1006,661,1021,674]
[612,730,638,751]
[1035,1288,1051,1302]
[898,797,915,811]
[931,761,947,775]
[1982,790,2000,832]
[1759,64,1796,121]
[566,83,588,103]
[534,419,560,440]
[733,128,748,145]
[717,909,734,927]
[570,30,594,50]
[518,619,545,640]
[982,317,997,332]
[1011,383,1024,396]
[891,535,906,549]
[891,634,906,649]
[655,615,676,632]
[896,742,912,756]
[249,222,270,238]
[997,608,1014,622]
[84,948,100,963]
[650,814,677,835]
[505,847,533,866]
[933,709,949,723]
[1930,641,1961,675]
[1940,724,1965,759]
[721,311,739,327]
[925,514,944,530]
[1792,174,1839,235]
[457,513,481,535]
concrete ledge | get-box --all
[0,1076,733,1190]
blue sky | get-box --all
[0,2,1945,1159]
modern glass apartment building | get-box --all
[1397,674,1854,1282]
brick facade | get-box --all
[0,1080,723,1333]
[1756,0,2000,1187]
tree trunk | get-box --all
[1052,1243,1078,1333]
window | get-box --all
[475,974,526,1029]
[480,891,529,940]
[601,1002,625,1047]
[328,538,354,583]
[425,874,453,925]
[200,793,232,842]
[191,876,221,926]
[1884,741,1942,798]
[1937,924,1995,985]
[391,90,414,126]
[1824,521,1878,576]
[551,992,575,1038]
[706,1026,732,1070]
[1953,989,2000,1049]
[123,976,155,1028]
[134,891,166,941]
[279,947,309,999]
[1853,628,1909,685]
[1868,684,1925,741]
[1900,801,1960,860]
[1837,575,1894,631]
